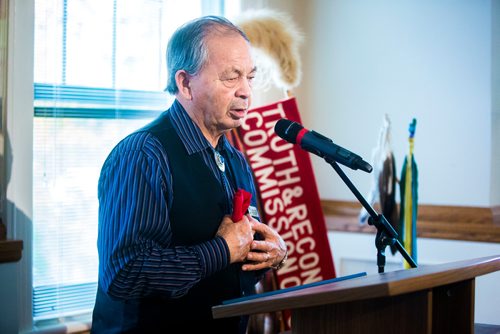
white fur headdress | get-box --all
[234,9,304,91]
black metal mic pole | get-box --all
[325,157,417,273]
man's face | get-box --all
[187,32,256,138]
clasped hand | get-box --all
[216,214,287,271]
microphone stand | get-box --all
[326,157,417,273]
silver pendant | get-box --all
[214,151,225,172]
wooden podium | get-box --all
[213,255,500,333]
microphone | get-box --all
[274,119,373,173]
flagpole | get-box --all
[326,157,417,273]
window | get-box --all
[33,0,240,324]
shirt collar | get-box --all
[170,99,235,158]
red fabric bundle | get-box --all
[232,188,252,222]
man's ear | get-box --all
[175,70,192,100]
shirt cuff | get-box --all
[194,236,230,279]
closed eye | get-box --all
[222,77,239,83]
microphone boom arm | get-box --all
[325,156,417,273]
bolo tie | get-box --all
[214,149,233,213]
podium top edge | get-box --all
[212,254,500,319]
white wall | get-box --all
[246,0,499,207]
[301,0,496,207]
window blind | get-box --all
[33,106,157,320]
[32,0,235,322]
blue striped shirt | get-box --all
[97,99,259,299]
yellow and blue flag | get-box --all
[399,119,418,269]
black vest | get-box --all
[92,111,259,333]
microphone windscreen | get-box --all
[274,119,303,144]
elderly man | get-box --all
[91,15,287,333]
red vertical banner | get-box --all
[237,97,336,328]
